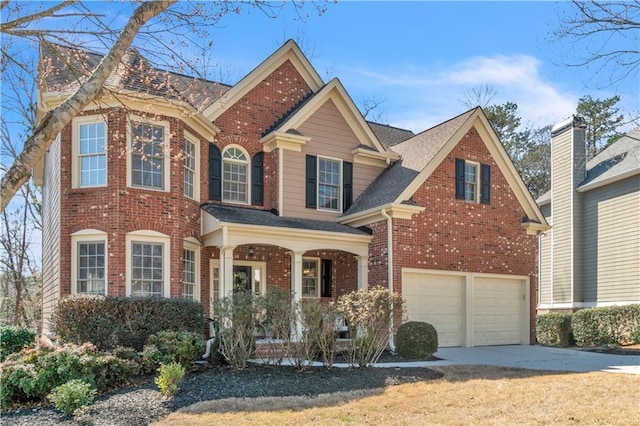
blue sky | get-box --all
[178,0,638,133]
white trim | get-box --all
[278,148,284,216]
[261,131,310,153]
[182,239,201,302]
[72,115,108,189]
[125,230,171,298]
[463,160,480,203]
[70,229,108,296]
[233,260,267,297]
[183,131,200,202]
[221,144,250,205]
[339,202,425,227]
[577,169,640,192]
[127,116,171,192]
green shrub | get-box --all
[52,296,204,351]
[155,362,185,397]
[0,326,36,361]
[48,379,96,417]
[572,305,640,347]
[396,321,438,359]
[337,286,404,367]
[145,331,205,370]
[536,313,573,347]
[0,343,139,409]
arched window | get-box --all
[222,146,249,203]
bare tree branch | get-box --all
[0,0,176,212]
[2,1,76,30]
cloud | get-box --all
[337,55,577,133]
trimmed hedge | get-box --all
[536,313,572,347]
[52,296,204,351]
[572,304,640,347]
[0,326,36,362]
[396,321,438,359]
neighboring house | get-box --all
[537,118,640,311]
[36,40,548,347]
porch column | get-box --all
[290,251,304,341]
[220,246,235,298]
[357,255,369,290]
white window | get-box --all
[183,132,199,200]
[126,231,170,297]
[302,258,319,298]
[464,162,479,202]
[182,238,200,301]
[128,118,170,191]
[72,115,107,188]
[222,146,249,204]
[71,229,108,295]
[318,157,341,211]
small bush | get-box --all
[572,305,640,347]
[536,313,573,347]
[0,343,139,409]
[52,296,204,351]
[48,379,96,417]
[212,291,257,370]
[337,286,404,367]
[396,321,438,359]
[155,362,185,397]
[145,331,205,370]
[0,326,36,361]
[293,300,340,370]
[255,288,294,365]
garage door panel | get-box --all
[403,273,464,347]
[473,277,524,346]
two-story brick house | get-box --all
[36,40,548,347]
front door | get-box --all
[233,265,252,293]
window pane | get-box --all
[302,259,318,297]
[222,155,248,203]
[79,122,106,187]
[131,242,163,297]
[183,139,196,198]
[77,241,106,295]
[183,248,196,300]
[131,123,164,189]
[318,158,340,211]
[464,163,477,201]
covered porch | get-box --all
[201,204,372,311]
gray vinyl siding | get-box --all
[538,209,552,305]
[582,175,640,303]
[41,134,62,335]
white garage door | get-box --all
[473,277,524,346]
[403,272,465,347]
[402,269,527,347]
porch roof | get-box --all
[201,204,371,236]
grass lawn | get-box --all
[155,365,639,425]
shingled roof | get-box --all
[344,109,476,216]
[367,122,415,148]
[40,43,230,111]
[202,204,370,235]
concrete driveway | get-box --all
[431,345,640,375]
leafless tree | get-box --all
[0,0,331,212]
[361,95,388,124]
[553,1,640,88]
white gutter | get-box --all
[380,208,396,352]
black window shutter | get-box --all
[251,152,264,206]
[209,144,222,201]
[342,161,353,212]
[481,163,491,204]
[321,259,332,297]
[305,155,317,208]
[455,158,465,199]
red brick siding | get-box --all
[387,126,538,342]
[210,59,313,209]
[58,108,205,299]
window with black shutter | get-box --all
[480,163,491,204]
[321,259,332,297]
[252,152,264,206]
[342,161,353,212]
[209,144,221,201]
[305,155,317,208]
[455,158,465,200]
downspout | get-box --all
[380,208,396,352]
